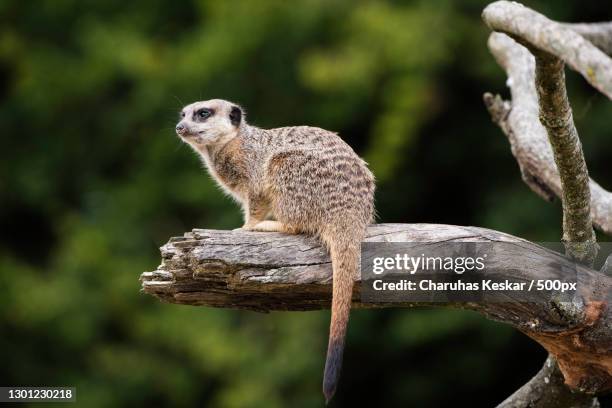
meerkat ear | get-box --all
[229,106,242,127]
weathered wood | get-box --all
[482,2,612,405]
[483,33,612,236]
[482,1,612,99]
[140,223,612,396]
[141,224,611,311]
[484,1,599,265]
[564,22,612,57]
[497,356,601,408]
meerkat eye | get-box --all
[180,111,185,118]
[197,108,212,119]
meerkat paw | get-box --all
[245,220,287,233]
[233,221,260,231]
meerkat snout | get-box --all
[175,123,187,135]
[175,117,196,139]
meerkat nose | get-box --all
[176,123,187,135]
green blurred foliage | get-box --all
[0,0,611,407]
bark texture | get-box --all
[532,51,596,263]
[140,224,612,398]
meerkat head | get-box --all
[175,99,243,147]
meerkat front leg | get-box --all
[234,201,264,230]
[238,194,288,233]
[234,193,275,231]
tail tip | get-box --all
[323,336,344,404]
[323,361,338,404]
[323,381,336,405]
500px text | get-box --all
[372,279,577,292]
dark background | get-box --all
[0,0,610,407]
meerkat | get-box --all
[175,99,375,402]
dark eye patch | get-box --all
[194,108,214,121]
[229,106,242,127]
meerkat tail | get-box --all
[320,229,360,404]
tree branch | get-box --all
[483,33,612,237]
[534,48,596,263]
[497,356,601,408]
[483,1,612,405]
[564,22,612,57]
[140,224,612,397]
[482,1,612,100]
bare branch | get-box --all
[483,93,556,202]
[482,2,612,405]
[497,356,599,408]
[533,51,596,263]
[482,1,612,99]
[141,224,612,396]
[484,33,612,237]
[565,22,612,57]
[484,2,600,263]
